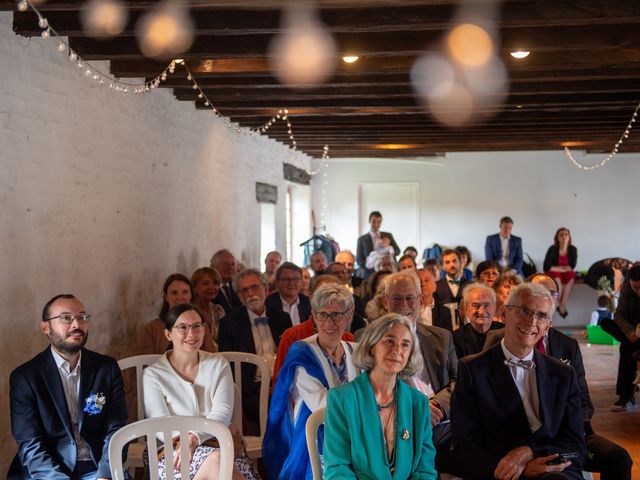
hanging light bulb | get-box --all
[81,0,128,37]
[268,4,337,88]
[137,1,194,59]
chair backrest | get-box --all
[218,351,270,438]
[305,407,325,480]
[109,416,234,480]
[118,354,162,421]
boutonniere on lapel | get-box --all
[84,392,106,415]
[561,358,572,366]
[401,429,410,440]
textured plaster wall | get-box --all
[0,12,309,470]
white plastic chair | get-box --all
[108,416,234,480]
[305,407,325,480]
[218,351,270,459]
[117,354,161,469]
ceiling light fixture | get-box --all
[510,50,530,59]
[342,55,359,63]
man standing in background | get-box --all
[356,210,400,279]
[485,216,523,276]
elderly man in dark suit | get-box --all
[451,282,585,480]
[355,210,400,279]
[417,268,453,331]
[9,294,127,480]
[380,270,457,469]
[485,215,524,276]
[453,282,504,359]
[218,268,292,435]
[210,249,242,313]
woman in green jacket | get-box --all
[324,313,437,479]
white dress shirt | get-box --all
[51,348,93,461]
[500,235,510,268]
[445,275,461,298]
[280,294,301,326]
[420,298,435,327]
[247,307,276,377]
[500,340,541,432]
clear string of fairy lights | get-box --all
[563,102,639,171]
[17,0,174,93]
[14,0,330,177]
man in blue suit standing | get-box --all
[485,216,524,276]
[9,294,127,480]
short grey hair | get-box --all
[383,270,421,297]
[210,249,234,268]
[232,268,268,292]
[462,282,496,306]
[353,313,423,378]
[311,283,354,312]
[506,282,554,313]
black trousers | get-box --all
[585,432,633,480]
[600,318,639,400]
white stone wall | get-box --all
[0,12,310,469]
[313,152,640,272]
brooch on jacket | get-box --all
[402,429,410,440]
[84,392,106,415]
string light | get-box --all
[564,102,639,171]
[17,0,328,175]
[18,0,172,94]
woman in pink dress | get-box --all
[544,227,578,318]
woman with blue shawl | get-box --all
[324,314,437,479]
[263,283,358,479]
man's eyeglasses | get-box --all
[238,284,262,295]
[506,304,551,322]
[173,323,204,335]
[314,309,351,324]
[278,276,301,284]
[388,295,419,306]
[46,313,91,324]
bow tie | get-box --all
[504,358,535,370]
[448,279,460,285]
[254,316,269,327]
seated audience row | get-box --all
[9,249,634,480]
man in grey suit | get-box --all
[355,211,401,279]
[380,270,458,469]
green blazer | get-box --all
[324,372,437,480]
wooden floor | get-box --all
[567,329,640,479]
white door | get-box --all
[358,183,420,256]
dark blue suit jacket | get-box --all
[9,347,127,479]
[265,292,312,323]
[450,343,586,480]
[484,233,524,276]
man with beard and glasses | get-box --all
[8,294,127,480]
[218,268,292,435]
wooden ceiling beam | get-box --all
[177,92,639,109]
[68,25,640,61]
[11,1,640,36]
